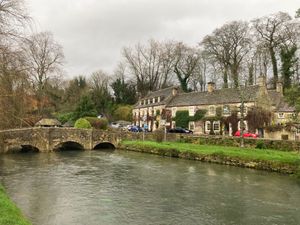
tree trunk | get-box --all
[223,68,228,88]
[269,46,278,88]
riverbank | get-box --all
[0,185,32,225]
[120,141,300,175]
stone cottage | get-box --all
[132,77,299,139]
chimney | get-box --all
[257,75,266,87]
[276,81,283,96]
[172,87,178,96]
[207,82,215,93]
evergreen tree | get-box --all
[280,45,297,90]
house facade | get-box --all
[132,77,299,140]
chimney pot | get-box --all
[172,87,178,96]
[207,82,215,93]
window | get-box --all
[140,101,144,105]
[278,113,285,119]
[209,106,215,115]
[213,122,220,131]
[149,98,153,104]
[189,122,195,130]
[223,105,230,115]
[206,121,211,131]
[189,106,195,116]
[172,107,177,117]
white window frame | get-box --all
[208,105,216,116]
[189,106,195,116]
[189,121,195,131]
[172,107,177,117]
[205,121,211,131]
[213,121,220,131]
[223,105,230,115]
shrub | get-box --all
[113,105,132,121]
[256,140,266,149]
[85,117,108,130]
[174,110,189,128]
[74,118,92,129]
[55,112,74,124]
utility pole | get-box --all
[239,85,248,148]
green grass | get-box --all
[122,140,300,165]
[0,185,32,225]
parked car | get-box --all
[234,130,258,138]
[110,122,121,128]
[168,127,193,134]
[129,126,143,132]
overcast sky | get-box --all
[26,0,299,77]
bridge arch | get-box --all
[54,141,84,151]
[8,145,40,153]
[93,142,115,150]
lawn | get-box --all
[121,140,300,166]
[0,185,32,225]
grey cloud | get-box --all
[27,0,300,77]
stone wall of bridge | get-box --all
[0,128,136,153]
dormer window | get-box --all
[223,105,230,115]
[209,106,215,115]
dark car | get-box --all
[129,126,143,132]
[168,127,193,134]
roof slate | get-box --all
[134,86,179,109]
[268,90,296,112]
[167,86,260,107]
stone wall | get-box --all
[1,128,300,153]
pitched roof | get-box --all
[167,85,260,107]
[134,86,179,109]
[35,118,62,127]
[268,90,295,112]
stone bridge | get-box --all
[0,127,140,153]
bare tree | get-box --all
[173,42,199,92]
[0,0,30,45]
[22,31,64,114]
[122,39,177,97]
[201,21,250,88]
[190,51,207,91]
[252,12,294,87]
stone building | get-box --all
[132,77,298,139]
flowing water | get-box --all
[0,150,299,225]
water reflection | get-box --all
[0,150,299,225]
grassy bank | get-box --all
[121,141,300,174]
[0,185,32,225]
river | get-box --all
[0,150,299,225]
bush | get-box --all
[85,117,108,130]
[174,111,189,128]
[55,112,74,124]
[113,105,132,121]
[193,109,207,121]
[74,118,92,129]
[256,140,266,149]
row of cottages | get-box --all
[132,76,298,139]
